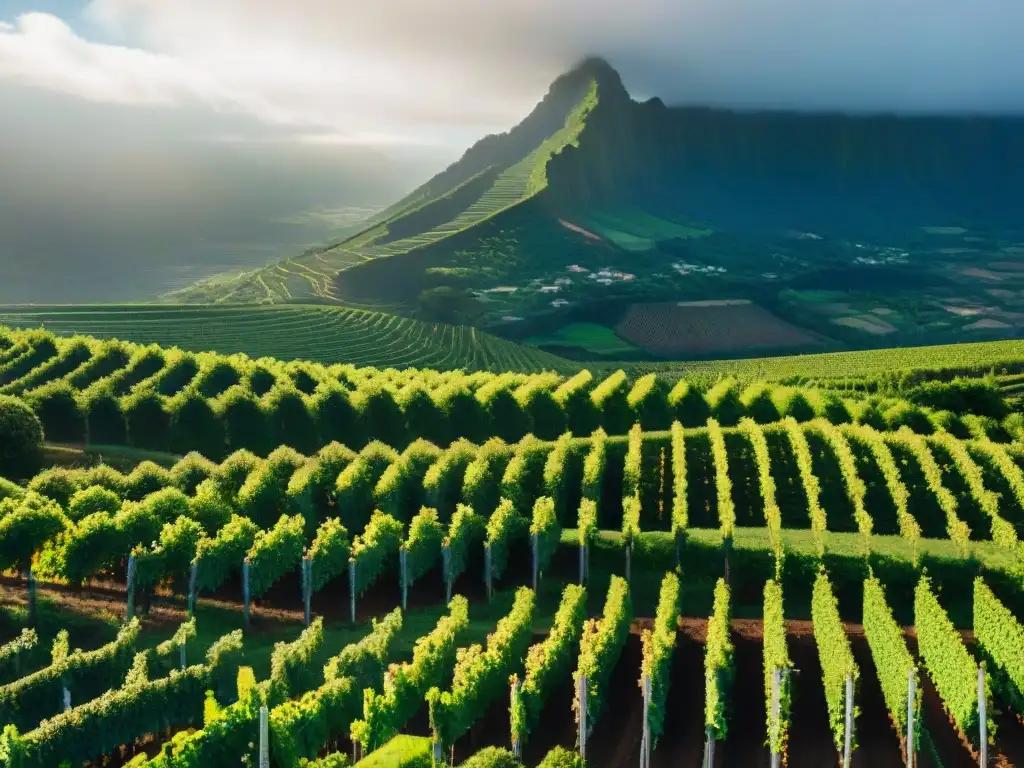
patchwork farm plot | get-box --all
[0,328,1023,767]
[615,300,826,357]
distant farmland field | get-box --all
[0,304,572,373]
[616,300,824,356]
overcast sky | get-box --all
[2,0,1023,302]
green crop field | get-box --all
[1,326,1023,767]
[0,305,572,373]
[633,337,1024,385]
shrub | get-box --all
[123,461,173,501]
[310,383,361,447]
[85,390,127,445]
[215,448,262,504]
[457,747,523,768]
[82,464,127,495]
[236,445,306,529]
[554,370,598,435]
[263,385,319,455]
[218,386,273,455]
[27,468,80,507]
[477,376,529,443]
[169,452,219,495]
[0,395,44,479]
[68,486,122,521]
[590,370,632,434]
[883,402,933,434]
[515,376,565,440]
[0,493,68,573]
[25,382,86,443]
[773,388,816,422]
[188,479,234,535]
[398,384,449,445]
[905,378,1007,419]
[354,384,406,448]
[627,374,671,430]
[169,389,226,460]
[537,747,583,768]
[123,390,172,451]
[740,384,781,424]
[667,380,710,427]
[814,391,852,424]
[705,379,744,426]
[435,383,487,444]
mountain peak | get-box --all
[550,56,628,100]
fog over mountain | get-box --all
[1,0,1022,302]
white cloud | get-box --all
[2,0,1024,153]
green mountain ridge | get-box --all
[178,57,1024,363]
[176,58,612,306]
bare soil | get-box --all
[5,576,1021,768]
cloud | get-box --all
[1,0,1022,304]
[1,0,1022,130]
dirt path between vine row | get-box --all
[4,579,1021,768]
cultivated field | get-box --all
[616,300,825,356]
[1,327,1023,767]
[0,305,569,373]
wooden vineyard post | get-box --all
[675,529,683,569]
[640,673,651,768]
[400,547,408,612]
[187,561,198,619]
[62,684,71,712]
[978,664,987,767]
[349,560,357,624]
[442,545,452,604]
[242,559,251,631]
[577,674,588,762]
[258,704,269,768]
[704,725,715,768]
[907,668,916,768]
[179,640,187,670]
[770,667,782,768]
[301,556,312,627]
[579,542,586,585]
[125,554,137,622]
[432,738,443,767]
[531,533,539,592]
[625,541,633,586]
[511,676,522,760]
[843,673,854,768]
[27,568,37,628]
[484,544,493,602]
[723,537,732,586]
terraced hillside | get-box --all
[174,65,602,306]
[9,305,1024,387]
[0,305,572,373]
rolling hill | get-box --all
[0,305,573,372]
[178,58,1024,361]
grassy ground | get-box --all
[354,735,431,766]
[44,443,184,471]
[527,322,641,357]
